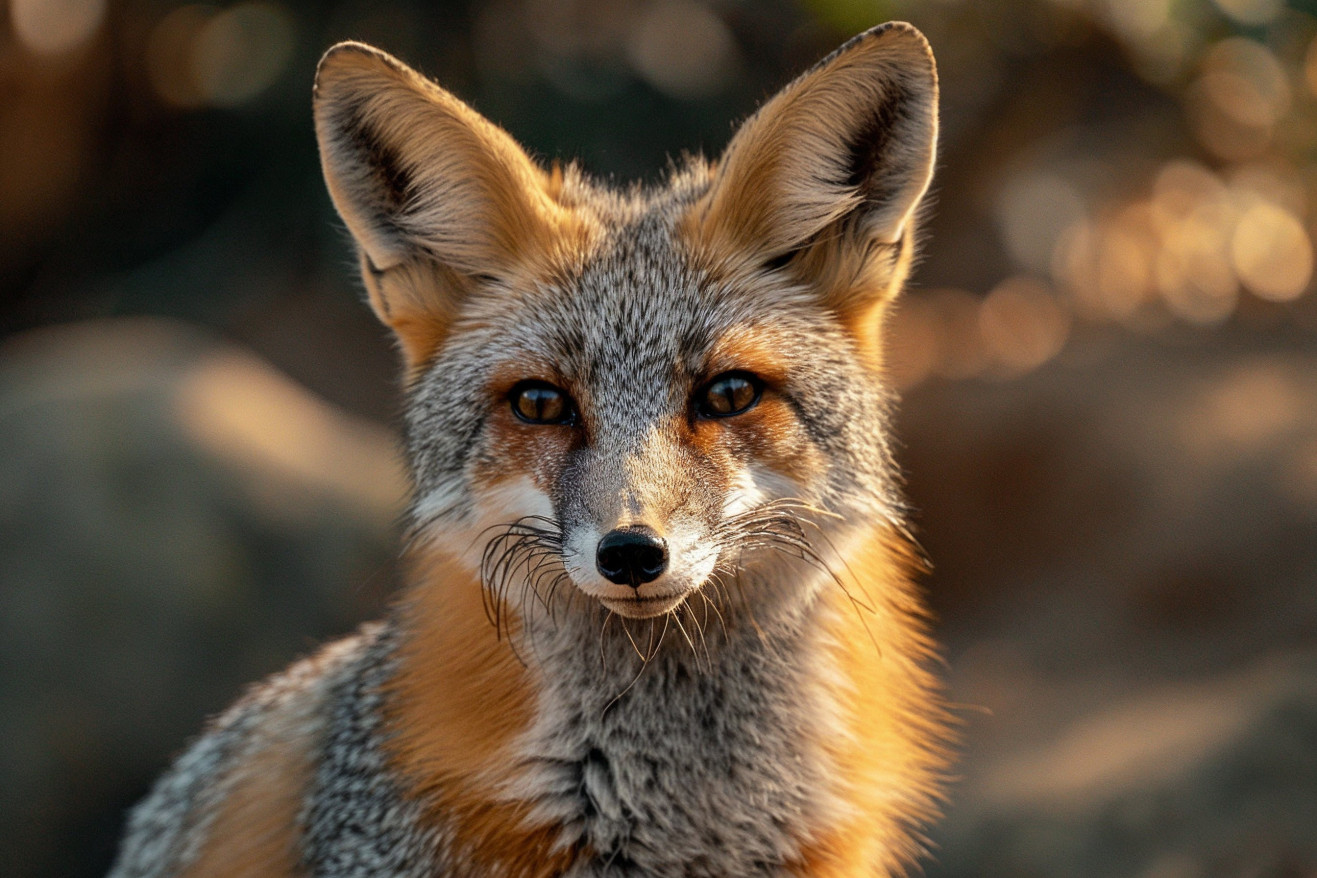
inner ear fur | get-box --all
[313,42,586,369]
[689,22,938,327]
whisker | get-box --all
[702,577,730,636]
[478,515,568,649]
[684,599,713,670]
[668,609,699,667]
[600,609,617,671]
[619,617,647,662]
[652,612,671,663]
[715,496,890,659]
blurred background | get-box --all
[3,0,1316,875]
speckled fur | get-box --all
[110,22,950,878]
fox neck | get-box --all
[382,526,945,877]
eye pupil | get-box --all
[699,372,761,418]
[511,382,573,425]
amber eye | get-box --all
[696,372,763,419]
[510,380,576,425]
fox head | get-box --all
[313,24,937,629]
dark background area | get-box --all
[3,0,1317,875]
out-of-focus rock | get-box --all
[0,318,403,877]
[903,327,1317,877]
[932,654,1317,877]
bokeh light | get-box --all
[626,0,739,99]
[146,2,296,108]
[192,2,297,107]
[996,171,1087,276]
[879,1,1317,390]
[1232,202,1313,302]
[9,0,107,56]
[1188,38,1290,161]
[979,276,1071,376]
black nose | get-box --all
[596,526,668,587]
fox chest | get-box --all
[498,650,839,877]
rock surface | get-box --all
[904,327,1317,877]
[0,319,402,876]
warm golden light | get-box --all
[1187,39,1289,161]
[1049,150,1312,330]
[10,0,106,55]
[1053,211,1156,323]
[928,289,990,380]
[886,297,941,391]
[979,277,1071,376]
[1231,203,1313,302]
[1182,359,1305,460]
[1153,173,1239,325]
[174,351,407,520]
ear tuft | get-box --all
[313,42,589,371]
[689,21,938,305]
[314,42,425,269]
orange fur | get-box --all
[307,26,947,877]
[688,25,936,266]
[690,329,825,487]
[702,329,791,386]
[358,257,468,375]
[384,534,943,878]
[794,527,950,877]
[315,43,600,373]
[478,362,581,498]
[679,24,937,378]
[381,548,592,876]
[180,725,316,877]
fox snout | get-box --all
[595,527,668,587]
[566,518,718,619]
[559,428,727,619]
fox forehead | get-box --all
[445,201,824,416]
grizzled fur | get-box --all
[111,21,950,878]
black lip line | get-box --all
[601,594,686,604]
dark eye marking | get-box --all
[509,380,577,425]
[695,371,763,419]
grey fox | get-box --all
[110,21,950,877]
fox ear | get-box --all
[690,22,937,327]
[314,42,581,369]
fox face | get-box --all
[314,24,937,629]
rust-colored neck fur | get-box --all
[380,526,947,877]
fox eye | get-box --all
[696,372,762,419]
[510,381,576,425]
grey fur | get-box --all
[110,627,375,877]
[110,22,947,878]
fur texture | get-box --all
[110,21,951,878]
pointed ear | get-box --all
[688,23,937,327]
[313,42,585,369]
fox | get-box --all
[109,20,950,878]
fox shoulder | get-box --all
[107,627,378,878]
